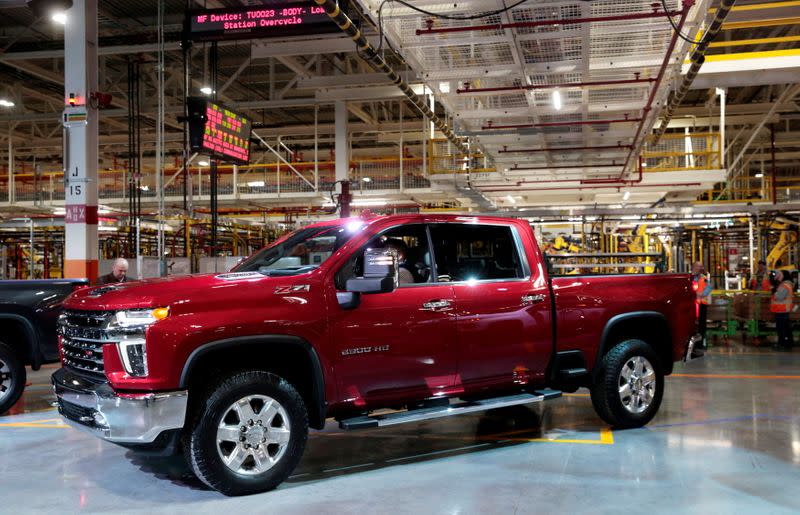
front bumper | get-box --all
[52,367,188,444]
[684,334,705,361]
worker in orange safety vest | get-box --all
[770,270,795,351]
[748,260,771,291]
[692,262,712,350]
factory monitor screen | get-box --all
[187,97,251,164]
[186,2,338,42]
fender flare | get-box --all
[179,335,327,429]
[0,314,41,368]
[593,311,672,379]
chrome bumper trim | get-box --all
[52,368,187,444]
[685,334,705,362]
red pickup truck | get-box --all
[53,214,701,496]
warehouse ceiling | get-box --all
[0,0,797,215]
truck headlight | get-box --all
[118,337,148,377]
[113,307,169,328]
[110,308,168,377]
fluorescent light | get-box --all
[200,86,213,95]
[197,160,210,167]
[362,177,372,183]
[623,190,631,201]
[51,11,67,24]
[755,173,764,178]
[439,82,450,94]
[351,199,387,207]
[0,99,14,107]
[246,181,265,187]
[552,90,562,111]
[139,185,149,191]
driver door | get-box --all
[327,224,459,408]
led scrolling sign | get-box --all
[187,98,252,164]
[186,2,338,42]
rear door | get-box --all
[429,222,553,391]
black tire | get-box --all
[590,339,664,429]
[183,371,308,496]
[0,341,26,415]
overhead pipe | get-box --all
[416,8,684,35]
[457,77,655,95]
[618,0,692,179]
[509,163,621,171]
[481,116,641,131]
[652,0,738,143]
[498,144,632,154]
[484,157,645,188]
[312,0,469,155]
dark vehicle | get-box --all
[0,279,88,413]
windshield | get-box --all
[235,224,360,276]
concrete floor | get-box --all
[2,348,800,514]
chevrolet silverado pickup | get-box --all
[53,214,701,496]
[0,278,88,414]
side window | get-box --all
[335,224,433,290]
[429,224,524,282]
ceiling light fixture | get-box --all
[200,86,213,95]
[755,173,764,178]
[623,190,631,201]
[0,99,14,107]
[197,160,210,167]
[51,11,67,24]
[362,177,372,183]
[552,90,562,111]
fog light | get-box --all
[118,338,148,377]
[93,411,108,428]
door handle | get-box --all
[521,293,546,306]
[421,299,452,311]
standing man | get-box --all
[770,270,794,351]
[749,260,770,291]
[97,258,129,285]
[692,262,712,348]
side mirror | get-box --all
[345,248,398,294]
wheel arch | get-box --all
[180,335,327,430]
[0,314,40,368]
[594,311,674,380]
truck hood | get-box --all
[65,271,315,312]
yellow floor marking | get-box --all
[563,393,590,397]
[525,428,614,445]
[0,418,67,429]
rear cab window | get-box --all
[429,223,527,282]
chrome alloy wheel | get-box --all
[618,356,656,414]
[0,358,11,403]
[216,394,292,475]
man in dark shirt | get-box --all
[97,258,129,285]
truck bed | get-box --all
[551,273,696,373]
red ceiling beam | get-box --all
[481,117,641,131]
[416,8,684,36]
[498,144,632,154]
[457,77,654,95]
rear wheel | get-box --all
[590,339,664,428]
[0,342,25,415]
[183,371,308,496]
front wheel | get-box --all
[0,342,26,415]
[590,339,664,428]
[183,371,308,496]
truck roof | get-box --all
[302,213,524,230]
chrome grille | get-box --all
[59,310,115,378]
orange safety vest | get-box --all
[693,274,711,305]
[770,282,794,313]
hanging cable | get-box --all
[660,0,704,45]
